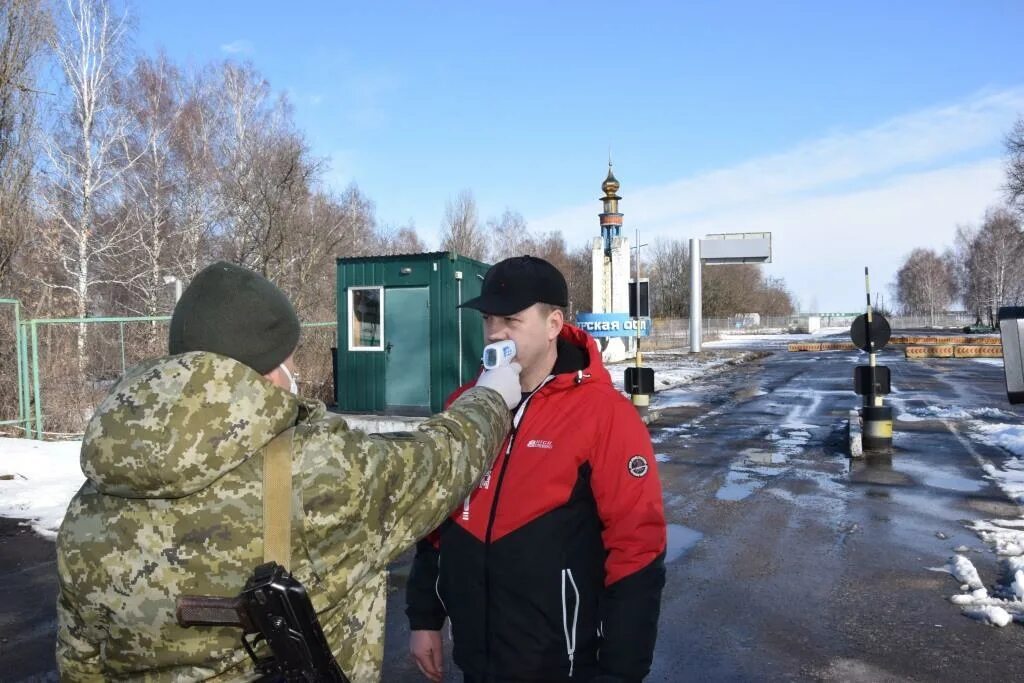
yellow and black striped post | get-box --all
[860,267,893,452]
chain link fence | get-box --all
[1,305,985,440]
[1,313,337,440]
[642,316,796,349]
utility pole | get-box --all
[627,228,654,415]
[632,227,648,363]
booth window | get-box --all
[348,287,383,350]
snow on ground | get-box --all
[0,333,800,540]
[0,438,83,538]
[609,349,759,396]
[703,327,848,350]
[902,394,1024,626]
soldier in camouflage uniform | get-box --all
[56,262,522,682]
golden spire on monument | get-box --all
[601,160,620,198]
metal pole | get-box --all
[19,321,29,436]
[635,228,642,364]
[456,272,464,385]
[864,268,881,408]
[690,238,702,353]
[0,299,27,435]
[11,301,24,435]
[31,320,42,439]
[119,322,126,374]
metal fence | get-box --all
[0,299,30,436]
[0,304,983,439]
[0,303,337,440]
[641,316,796,349]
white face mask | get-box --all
[279,364,299,395]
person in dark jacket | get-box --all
[407,255,667,682]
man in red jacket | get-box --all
[407,255,667,682]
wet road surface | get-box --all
[6,341,1024,681]
[0,516,58,681]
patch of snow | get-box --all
[962,605,1013,627]
[704,328,848,350]
[972,423,1024,461]
[0,438,83,538]
[932,554,985,591]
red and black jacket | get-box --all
[406,324,667,682]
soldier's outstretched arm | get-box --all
[297,386,511,574]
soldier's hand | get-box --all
[475,362,522,409]
[410,629,444,682]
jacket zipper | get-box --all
[481,376,555,670]
[561,568,579,677]
[435,554,447,615]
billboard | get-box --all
[701,232,771,264]
[576,312,651,338]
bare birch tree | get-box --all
[167,64,222,281]
[117,52,182,321]
[893,247,956,324]
[1007,118,1024,214]
[647,238,689,317]
[212,62,321,276]
[376,222,426,256]
[955,207,1024,325]
[39,0,139,371]
[563,244,592,317]
[440,189,486,260]
[0,0,49,285]
[278,184,376,320]
[487,209,529,262]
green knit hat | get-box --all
[168,262,300,374]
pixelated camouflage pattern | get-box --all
[56,351,510,681]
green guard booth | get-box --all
[335,251,490,415]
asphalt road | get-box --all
[5,340,1024,681]
[637,345,1024,682]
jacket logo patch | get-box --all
[526,439,553,449]
[628,455,649,477]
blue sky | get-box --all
[135,1,1024,311]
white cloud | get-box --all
[220,39,254,55]
[529,87,1024,311]
[693,159,1005,312]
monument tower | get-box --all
[591,162,632,362]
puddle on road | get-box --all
[665,523,704,562]
[733,385,767,401]
[743,448,788,465]
[650,426,691,445]
[716,471,765,501]
[894,459,987,493]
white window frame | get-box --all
[347,286,385,352]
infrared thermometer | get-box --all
[482,340,517,369]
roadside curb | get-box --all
[848,409,863,458]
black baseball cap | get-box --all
[460,255,568,315]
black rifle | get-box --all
[176,562,350,682]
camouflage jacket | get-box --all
[56,351,509,682]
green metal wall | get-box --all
[336,252,489,414]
